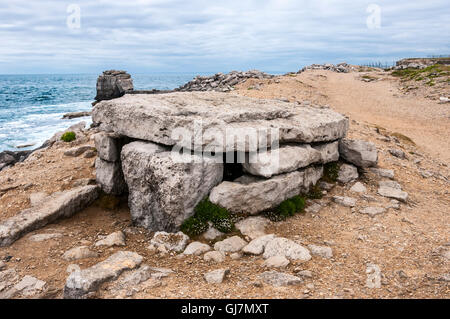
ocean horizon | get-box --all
[0,72,212,152]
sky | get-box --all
[0,0,449,74]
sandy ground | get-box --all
[0,69,449,299]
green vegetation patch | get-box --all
[181,198,234,237]
[264,195,306,222]
[323,162,339,183]
[61,131,76,142]
[391,64,450,82]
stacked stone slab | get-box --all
[92,91,349,231]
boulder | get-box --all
[63,246,99,261]
[183,242,211,256]
[150,231,189,253]
[204,251,226,263]
[242,144,321,178]
[339,139,378,168]
[95,70,133,102]
[370,168,394,179]
[95,231,126,247]
[377,181,408,202]
[0,185,99,247]
[214,236,247,253]
[242,234,276,255]
[350,182,367,193]
[121,141,223,231]
[332,196,357,207]
[95,158,127,195]
[235,217,269,240]
[94,132,120,162]
[63,251,143,299]
[263,237,311,261]
[64,146,96,157]
[307,244,333,258]
[337,163,358,183]
[262,256,290,268]
[209,166,323,215]
[259,271,302,287]
[92,92,349,152]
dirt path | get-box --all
[236,70,450,164]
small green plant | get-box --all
[181,198,234,237]
[307,183,323,199]
[61,131,76,142]
[323,162,339,183]
[265,195,307,221]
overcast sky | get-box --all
[0,0,448,74]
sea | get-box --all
[0,73,201,152]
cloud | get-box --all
[0,0,448,73]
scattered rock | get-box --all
[150,231,189,253]
[203,251,226,263]
[337,164,359,183]
[203,225,224,241]
[214,236,247,253]
[350,182,367,193]
[230,252,242,260]
[183,242,211,256]
[204,269,229,284]
[296,270,313,278]
[62,111,92,119]
[370,168,395,179]
[305,203,322,214]
[307,244,333,258]
[95,231,126,247]
[62,246,99,261]
[263,237,311,261]
[366,263,382,289]
[259,271,302,287]
[28,232,63,242]
[377,182,408,202]
[242,234,276,255]
[299,62,353,73]
[339,139,378,168]
[333,196,357,207]
[0,261,5,271]
[389,149,406,159]
[63,251,143,299]
[14,275,46,296]
[262,256,290,268]
[359,206,386,217]
[64,146,96,157]
[235,217,269,240]
[0,185,100,247]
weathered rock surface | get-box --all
[95,158,127,195]
[333,196,357,207]
[235,217,269,240]
[63,246,99,261]
[389,148,406,159]
[203,225,224,241]
[313,141,340,163]
[308,244,333,259]
[339,139,378,168]
[259,271,302,287]
[183,242,211,256]
[263,237,311,261]
[0,185,99,246]
[359,207,386,217]
[150,231,189,253]
[377,181,408,202]
[337,163,359,183]
[29,192,48,206]
[350,182,367,193]
[214,236,247,253]
[299,62,353,74]
[95,70,133,102]
[64,146,96,157]
[29,232,63,242]
[14,275,46,297]
[94,132,120,162]
[204,269,229,284]
[204,251,226,263]
[210,166,323,215]
[62,111,92,119]
[370,168,395,179]
[366,263,382,289]
[242,234,275,255]
[262,256,290,268]
[95,231,126,247]
[92,92,349,152]
[63,251,143,299]
[242,144,321,178]
[121,141,223,231]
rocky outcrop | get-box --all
[0,185,99,246]
[0,150,32,172]
[121,141,223,231]
[94,70,133,103]
[339,139,378,168]
[299,62,353,74]
[209,166,323,215]
[177,70,273,92]
[92,92,349,152]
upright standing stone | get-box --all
[94,70,133,103]
[121,141,223,231]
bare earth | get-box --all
[0,69,449,299]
